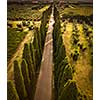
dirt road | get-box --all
[34,8,54,100]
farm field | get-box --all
[7,2,93,100]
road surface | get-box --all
[34,7,55,100]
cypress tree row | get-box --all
[7,80,19,100]
[52,5,80,100]
[14,60,27,100]
[22,43,35,79]
[40,5,52,51]
[22,43,36,97]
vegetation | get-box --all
[59,3,93,100]
[58,80,78,100]
[21,59,31,100]
[7,4,49,21]
[52,5,80,100]
[8,5,53,100]
[7,80,19,100]
[14,60,27,100]
[7,28,27,62]
[7,2,93,100]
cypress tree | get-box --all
[30,43,36,72]
[14,60,27,100]
[7,80,19,100]
[22,43,36,96]
[33,30,41,71]
[58,65,73,96]
[58,80,78,100]
[21,59,32,100]
[55,45,66,66]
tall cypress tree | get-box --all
[58,80,78,100]
[21,59,32,100]
[7,80,19,100]
[22,43,36,97]
[14,60,27,100]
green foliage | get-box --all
[14,60,27,100]
[55,58,69,81]
[39,5,52,49]
[7,80,19,100]
[58,65,73,95]
[23,43,35,79]
[30,43,36,72]
[58,80,78,100]
[53,5,74,100]
[7,28,27,62]
[54,58,69,99]
[40,12,48,48]
[22,43,36,95]
[33,29,41,71]
[21,59,32,100]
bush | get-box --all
[7,80,19,100]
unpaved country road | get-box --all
[34,8,54,100]
[7,31,33,80]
